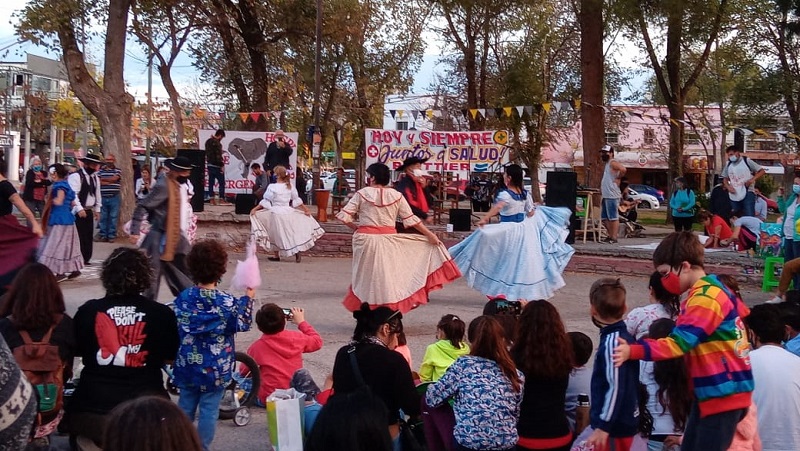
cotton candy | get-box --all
[231,236,262,290]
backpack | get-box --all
[11,317,66,426]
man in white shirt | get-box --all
[721,145,765,218]
[68,153,103,265]
[745,304,800,451]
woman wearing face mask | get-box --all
[336,163,460,313]
[777,177,800,287]
[394,156,436,231]
[22,156,51,218]
[448,164,574,301]
[669,177,696,232]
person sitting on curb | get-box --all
[720,215,762,254]
[245,303,323,405]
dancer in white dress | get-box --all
[250,166,324,262]
[336,163,461,313]
[449,164,574,300]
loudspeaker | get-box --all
[449,209,472,232]
[235,194,257,215]
[177,149,206,213]
[546,171,578,244]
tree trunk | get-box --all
[56,0,135,226]
[580,0,604,189]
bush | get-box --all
[695,190,709,211]
[756,175,778,198]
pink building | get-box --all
[543,105,724,193]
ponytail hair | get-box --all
[274,166,291,189]
[437,314,466,349]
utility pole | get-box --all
[146,48,153,167]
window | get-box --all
[605,132,619,144]
[643,129,655,145]
[396,121,409,130]
[686,132,701,146]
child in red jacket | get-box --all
[247,304,323,404]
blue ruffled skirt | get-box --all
[449,206,575,300]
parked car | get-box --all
[628,188,660,209]
[306,169,356,192]
[628,184,665,203]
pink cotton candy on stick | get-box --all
[231,237,262,290]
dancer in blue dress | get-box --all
[449,164,574,300]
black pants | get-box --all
[144,254,193,300]
[74,212,95,264]
[673,216,694,232]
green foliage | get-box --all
[756,175,779,198]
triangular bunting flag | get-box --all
[542,103,552,113]
[250,112,262,122]
[461,109,468,119]
[574,99,581,110]
[560,101,570,112]
[485,109,495,118]
[238,113,249,122]
[433,110,443,118]
[227,112,237,120]
[516,106,524,117]
[503,107,512,117]
[738,128,755,136]
[397,110,404,119]
[272,111,282,120]
[552,102,562,113]
[494,108,503,118]
[469,109,479,119]
[788,133,800,140]
[411,110,419,120]
[426,110,434,120]
[196,109,206,118]
[477,108,486,118]
[390,110,396,119]
[419,110,426,119]
[524,105,534,115]
[754,129,769,136]
[184,109,192,117]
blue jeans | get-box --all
[207,165,225,199]
[681,403,746,451]
[178,387,225,451]
[729,191,755,217]
[99,194,120,239]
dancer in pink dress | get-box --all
[336,163,461,313]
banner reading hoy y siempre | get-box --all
[364,129,511,175]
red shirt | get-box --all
[706,214,733,242]
[246,322,323,403]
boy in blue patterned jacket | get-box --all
[173,240,254,451]
[586,278,639,451]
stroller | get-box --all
[619,203,645,238]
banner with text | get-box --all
[197,130,299,195]
[365,129,511,176]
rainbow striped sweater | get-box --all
[629,275,753,417]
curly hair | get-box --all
[0,263,65,330]
[511,300,574,379]
[187,240,228,284]
[468,315,522,392]
[101,248,153,296]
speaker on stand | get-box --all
[449,209,472,232]
[545,171,578,244]
[177,149,206,213]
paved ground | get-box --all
[51,242,771,450]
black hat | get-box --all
[396,156,428,172]
[80,153,103,165]
[601,145,614,153]
[166,156,194,171]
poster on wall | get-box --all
[197,130,299,195]
[364,129,510,178]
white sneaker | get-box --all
[765,296,784,304]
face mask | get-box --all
[793,184,800,195]
[601,154,610,162]
[413,169,427,178]
[728,155,738,163]
[661,266,684,295]
[33,165,42,171]
[176,176,189,184]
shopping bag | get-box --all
[230,236,262,291]
[266,388,306,451]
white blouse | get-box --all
[260,182,302,209]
